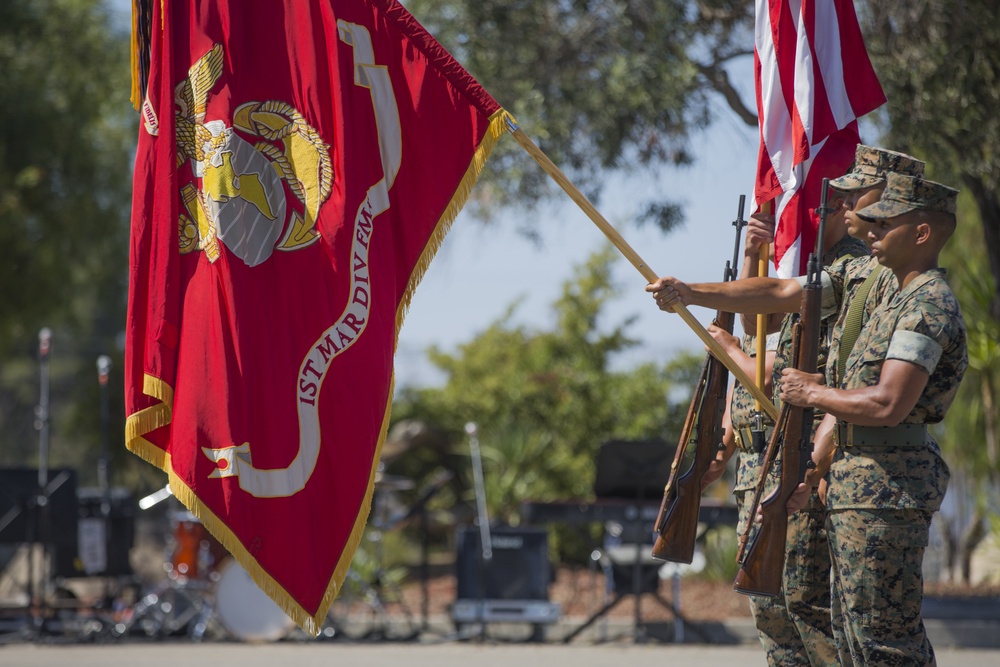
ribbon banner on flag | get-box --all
[753,0,885,277]
[125,0,509,634]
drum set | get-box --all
[117,471,430,643]
[113,494,295,642]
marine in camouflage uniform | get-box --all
[743,233,867,667]
[782,173,967,666]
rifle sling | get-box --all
[836,264,886,383]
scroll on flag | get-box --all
[124,0,509,634]
[753,0,886,277]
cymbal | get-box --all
[374,472,415,491]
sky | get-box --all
[392,110,763,390]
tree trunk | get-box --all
[938,512,958,582]
[959,509,987,584]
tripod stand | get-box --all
[561,440,706,644]
[0,469,78,642]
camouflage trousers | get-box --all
[736,489,836,666]
[827,508,936,666]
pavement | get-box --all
[2,611,1000,667]
[1,638,999,667]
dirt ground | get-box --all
[392,567,1000,624]
[394,567,751,622]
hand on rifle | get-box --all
[779,367,826,407]
[647,277,691,312]
[784,414,837,515]
[701,457,727,492]
[785,482,812,515]
[706,323,740,356]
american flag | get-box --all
[753,0,886,277]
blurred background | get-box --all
[1,0,997,645]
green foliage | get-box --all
[696,526,739,583]
[938,193,1000,488]
[0,0,141,487]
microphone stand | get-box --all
[32,328,53,632]
[465,422,491,641]
[97,356,113,601]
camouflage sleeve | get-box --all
[887,330,941,374]
[825,261,850,308]
[795,271,838,319]
[887,302,956,374]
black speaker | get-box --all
[455,526,550,601]
[73,487,136,577]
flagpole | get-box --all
[755,199,773,414]
[507,119,778,421]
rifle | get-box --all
[732,179,832,597]
[651,196,746,563]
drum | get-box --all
[167,510,228,580]
[214,558,295,642]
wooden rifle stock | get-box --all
[651,310,733,563]
[733,280,822,597]
[651,197,745,564]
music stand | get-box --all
[563,440,704,644]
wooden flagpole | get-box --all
[755,200,773,412]
[507,121,778,421]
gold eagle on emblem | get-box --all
[176,44,333,266]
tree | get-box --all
[0,0,139,486]
[405,0,753,235]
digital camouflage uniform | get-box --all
[735,233,868,667]
[824,174,967,666]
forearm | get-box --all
[688,277,801,314]
[797,384,911,426]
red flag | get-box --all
[125,0,509,634]
[753,0,885,277]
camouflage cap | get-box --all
[829,144,925,192]
[856,172,959,220]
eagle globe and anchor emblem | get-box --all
[162,22,402,498]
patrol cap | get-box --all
[829,144,925,192]
[856,172,959,220]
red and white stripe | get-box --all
[754,0,886,277]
